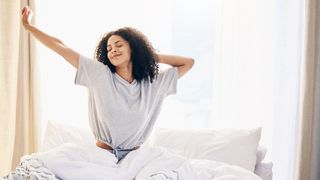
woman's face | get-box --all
[107,35,132,67]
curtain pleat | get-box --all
[296,0,319,179]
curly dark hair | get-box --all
[95,27,159,83]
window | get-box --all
[36,0,214,130]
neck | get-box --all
[116,63,133,83]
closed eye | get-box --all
[107,44,123,52]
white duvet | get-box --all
[34,143,261,180]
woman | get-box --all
[21,6,194,162]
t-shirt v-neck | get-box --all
[114,72,137,86]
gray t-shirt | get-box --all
[75,55,178,151]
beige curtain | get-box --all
[0,0,40,176]
[296,0,319,179]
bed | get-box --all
[3,121,273,180]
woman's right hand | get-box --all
[21,6,33,30]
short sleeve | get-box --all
[154,67,178,96]
[74,54,108,87]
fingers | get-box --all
[21,6,31,16]
[21,6,27,15]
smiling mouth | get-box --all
[112,54,121,58]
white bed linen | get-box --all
[35,142,262,180]
[254,162,273,180]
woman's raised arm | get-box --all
[157,54,194,78]
[21,6,79,69]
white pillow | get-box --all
[148,127,261,172]
[41,121,95,151]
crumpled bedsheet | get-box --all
[2,143,262,180]
[2,155,56,180]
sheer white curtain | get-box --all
[212,0,304,180]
